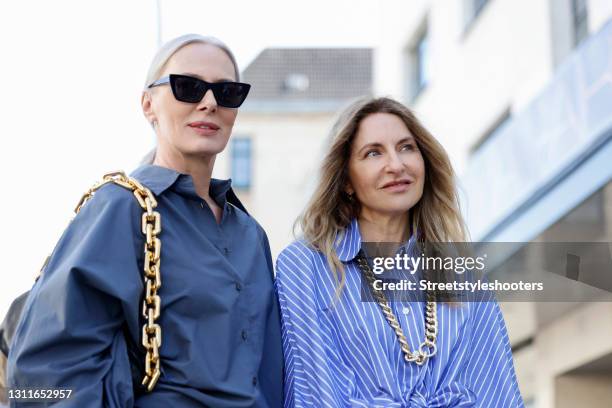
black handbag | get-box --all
[0,291,29,404]
[0,292,29,359]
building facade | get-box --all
[374,0,612,406]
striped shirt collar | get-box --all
[336,218,362,262]
[336,218,418,263]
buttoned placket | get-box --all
[198,200,232,255]
[198,199,252,355]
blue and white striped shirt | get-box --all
[275,218,524,407]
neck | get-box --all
[358,210,410,243]
[153,146,215,201]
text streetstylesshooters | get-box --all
[372,279,544,292]
[370,254,545,293]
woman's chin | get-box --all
[366,206,413,219]
[182,143,226,157]
[377,199,418,216]
[181,133,229,154]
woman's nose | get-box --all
[197,89,217,112]
[385,151,405,173]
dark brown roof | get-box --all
[240,48,372,112]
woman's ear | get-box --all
[141,91,157,126]
[345,183,354,195]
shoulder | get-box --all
[36,179,145,297]
[278,239,319,263]
[81,179,139,207]
[68,180,143,237]
[275,241,335,311]
[276,240,322,281]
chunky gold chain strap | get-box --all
[76,171,162,391]
[356,251,437,365]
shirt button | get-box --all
[241,330,248,341]
[402,306,410,315]
[235,282,242,291]
[252,376,257,386]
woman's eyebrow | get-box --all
[396,136,415,144]
[357,136,415,154]
[357,142,383,154]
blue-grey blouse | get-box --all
[8,164,283,407]
[275,218,524,407]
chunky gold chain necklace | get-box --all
[356,250,437,365]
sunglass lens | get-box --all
[171,75,206,103]
[215,83,250,108]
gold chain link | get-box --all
[356,251,437,365]
[75,171,162,391]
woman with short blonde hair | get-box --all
[276,97,523,407]
[8,34,283,407]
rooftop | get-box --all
[240,47,373,112]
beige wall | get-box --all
[215,111,337,257]
[535,302,612,407]
[555,374,612,408]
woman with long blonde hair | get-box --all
[275,97,523,407]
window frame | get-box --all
[230,137,253,191]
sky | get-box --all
[161,0,383,67]
[0,0,386,317]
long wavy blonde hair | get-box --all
[298,97,468,298]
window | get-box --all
[408,28,430,101]
[571,0,588,46]
[473,0,490,18]
[470,109,511,154]
[415,30,430,92]
[231,138,252,190]
[463,0,491,30]
[550,0,590,66]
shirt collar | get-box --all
[335,218,418,262]
[130,164,181,195]
[129,164,249,214]
[336,218,362,262]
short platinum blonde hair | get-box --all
[144,33,240,88]
[141,34,240,164]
